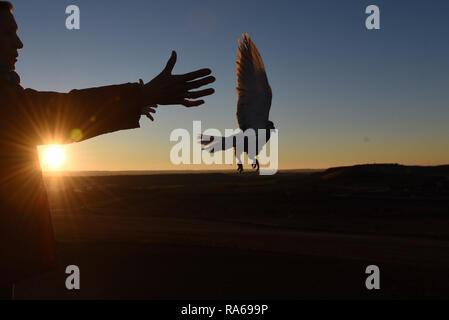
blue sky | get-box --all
[10,0,449,170]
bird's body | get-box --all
[201,34,275,173]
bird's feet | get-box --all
[237,164,243,174]
[251,159,260,172]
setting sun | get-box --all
[43,145,66,169]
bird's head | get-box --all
[267,121,275,130]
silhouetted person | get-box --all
[0,1,215,299]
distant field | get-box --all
[16,169,449,299]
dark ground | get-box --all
[15,165,449,299]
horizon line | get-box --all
[41,162,449,176]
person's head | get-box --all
[0,1,23,71]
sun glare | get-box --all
[43,145,66,169]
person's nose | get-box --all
[16,34,23,50]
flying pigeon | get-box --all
[200,34,275,173]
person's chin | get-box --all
[9,60,16,71]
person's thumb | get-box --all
[162,51,177,74]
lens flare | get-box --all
[43,145,65,169]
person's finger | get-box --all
[141,105,158,115]
[162,51,177,74]
[182,99,205,108]
[180,68,212,82]
[146,113,154,121]
[185,88,215,99]
[144,107,157,113]
[186,76,216,90]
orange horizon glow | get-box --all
[37,134,449,172]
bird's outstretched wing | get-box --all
[236,34,272,131]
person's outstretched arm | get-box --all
[20,82,146,145]
[17,51,215,146]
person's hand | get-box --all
[141,51,215,107]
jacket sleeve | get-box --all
[19,82,144,146]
